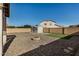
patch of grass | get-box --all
[61,35,73,40]
[46,33,73,40]
[47,33,67,38]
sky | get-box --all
[8,3,79,26]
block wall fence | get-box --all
[7,28,32,33]
[43,27,79,35]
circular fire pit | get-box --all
[31,36,40,40]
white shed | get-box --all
[37,26,43,33]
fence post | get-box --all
[62,27,64,34]
[48,28,50,33]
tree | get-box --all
[24,25,32,28]
[69,25,79,27]
[7,26,15,28]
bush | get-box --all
[7,26,15,28]
[7,25,32,28]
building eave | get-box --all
[3,3,10,17]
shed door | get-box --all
[37,26,43,33]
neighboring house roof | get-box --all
[41,19,56,23]
[37,19,63,28]
[55,24,62,27]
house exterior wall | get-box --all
[0,3,9,55]
[0,5,3,55]
[0,4,3,7]
[3,7,7,45]
[0,3,8,46]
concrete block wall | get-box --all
[7,28,32,33]
[64,27,79,35]
[43,27,79,35]
[50,28,63,34]
[43,28,50,33]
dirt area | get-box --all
[4,33,58,56]
[3,33,79,56]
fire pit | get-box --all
[31,36,40,40]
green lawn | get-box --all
[46,33,73,40]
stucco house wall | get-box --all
[0,4,3,55]
[0,3,9,55]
